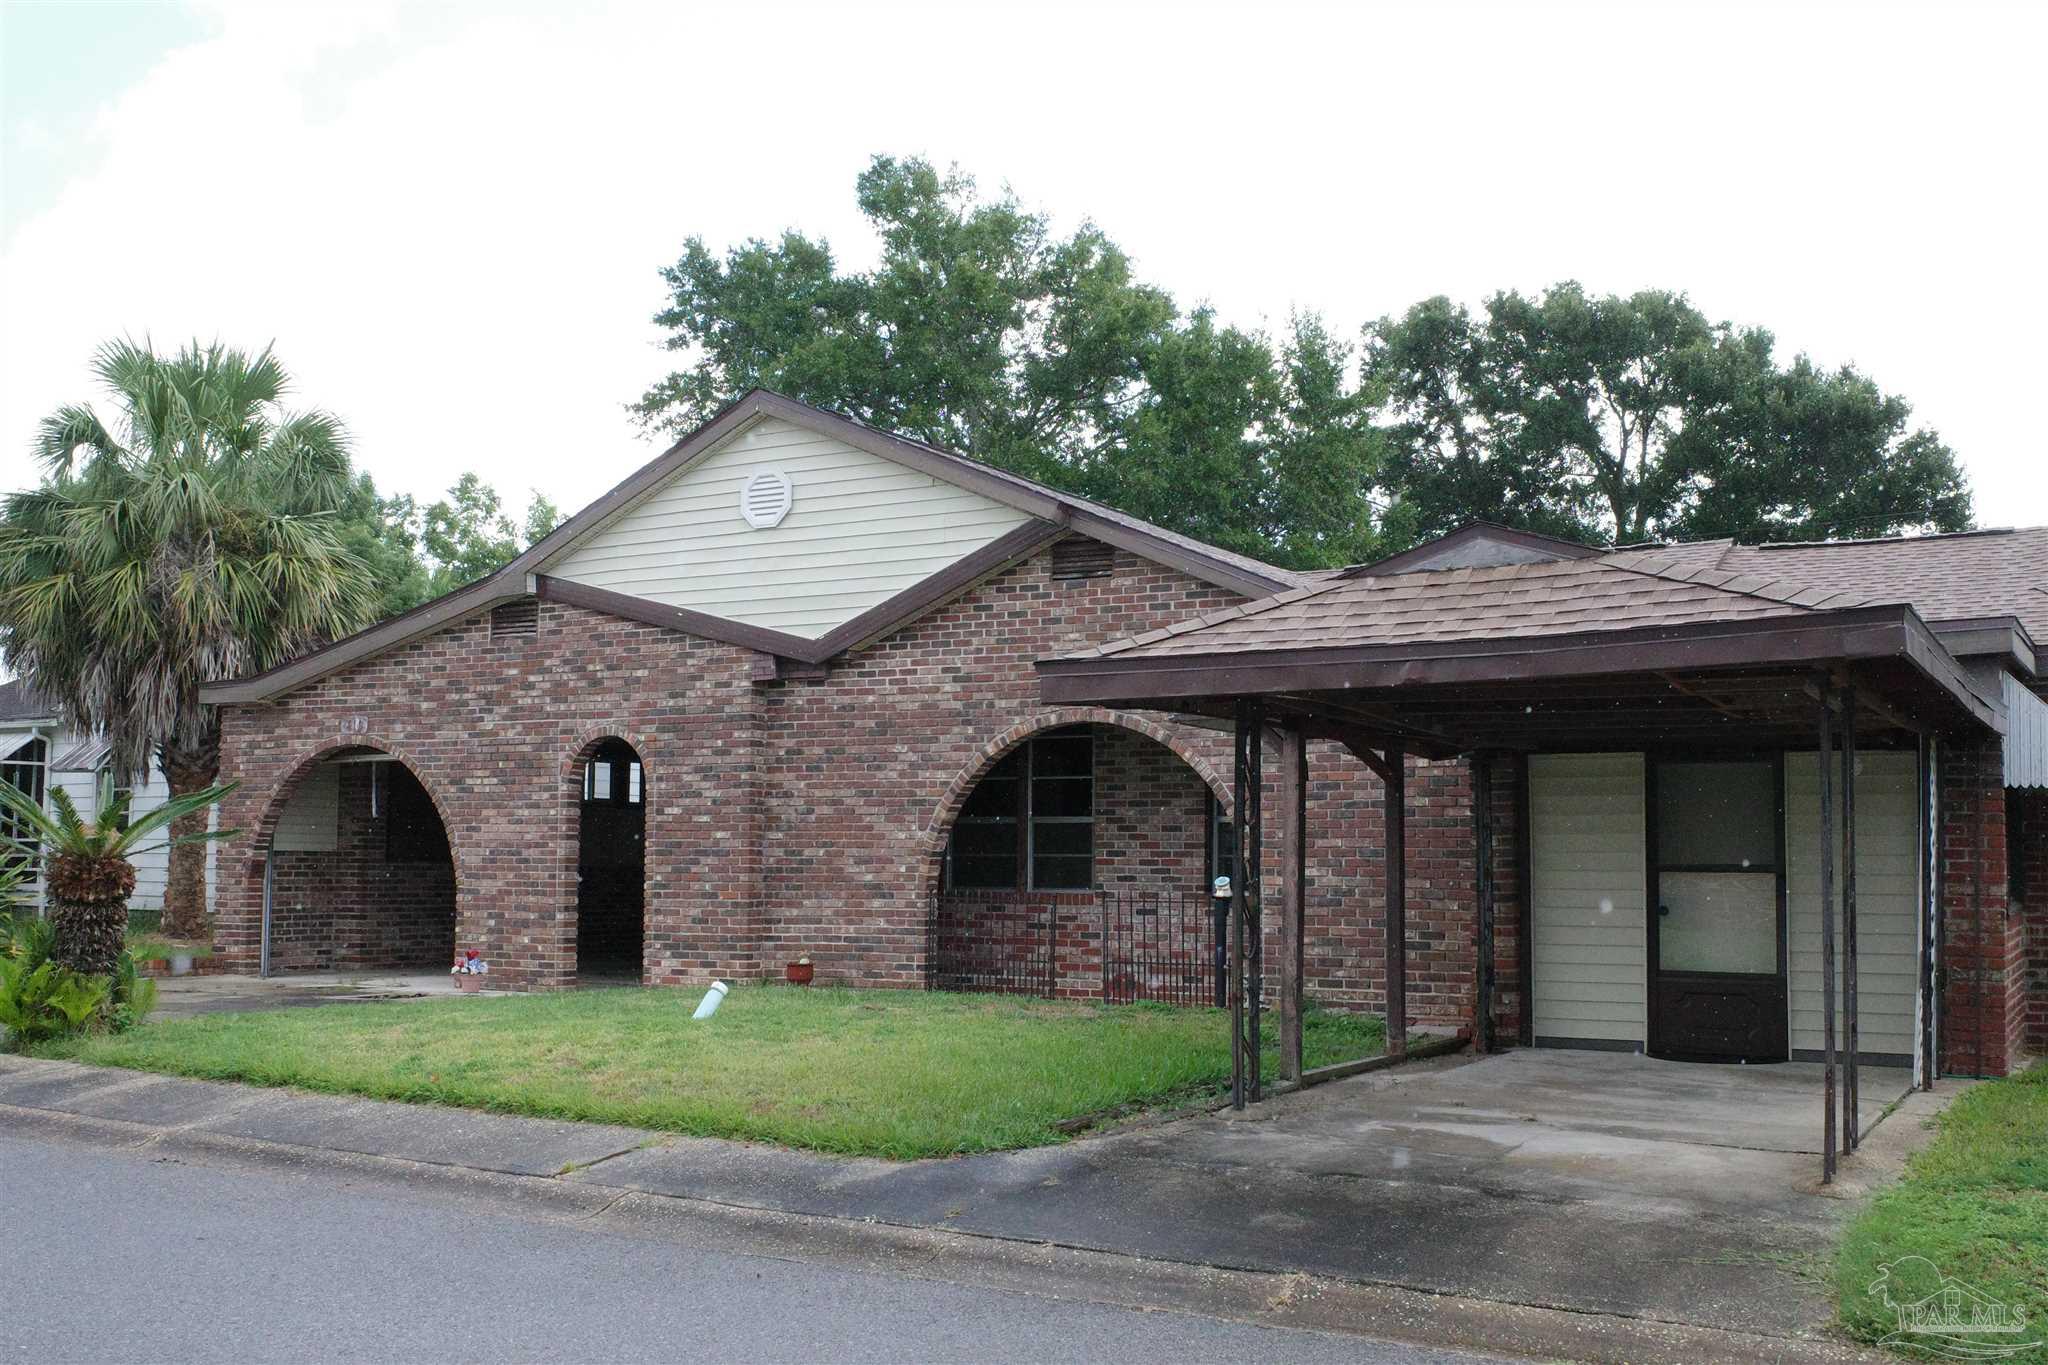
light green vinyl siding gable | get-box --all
[544,416,1036,638]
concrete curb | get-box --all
[0,1056,1888,1365]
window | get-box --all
[946,728,1095,890]
[97,764,133,833]
[583,750,643,806]
[0,737,48,856]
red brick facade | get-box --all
[2011,786,2047,1053]
[213,539,1514,1037]
[211,532,2032,1073]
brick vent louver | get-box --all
[490,599,539,638]
[1051,537,1114,581]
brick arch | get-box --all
[250,736,463,892]
[561,728,655,985]
[917,706,1232,898]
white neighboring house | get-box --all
[0,678,180,914]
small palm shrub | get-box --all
[0,776,235,976]
[0,911,155,1049]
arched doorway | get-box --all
[258,745,457,976]
[927,719,1231,1002]
[576,737,646,984]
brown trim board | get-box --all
[1037,605,2003,733]
[1341,522,1603,578]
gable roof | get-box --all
[201,390,1303,705]
[0,679,59,725]
[1604,526,2048,641]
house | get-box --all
[0,678,182,911]
[194,392,2048,1134]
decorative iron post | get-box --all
[1231,696,1265,1109]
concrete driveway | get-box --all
[563,1046,1933,1341]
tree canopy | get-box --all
[633,155,1385,569]
[1364,283,1972,547]
[638,159,1973,562]
[0,341,379,934]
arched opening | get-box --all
[928,719,1230,1002]
[258,746,456,977]
[576,737,645,984]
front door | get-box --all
[1648,757,1788,1061]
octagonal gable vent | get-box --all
[740,469,795,529]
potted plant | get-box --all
[784,955,813,985]
[451,949,488,992]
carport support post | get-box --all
[1386,743,1407,1060]
[1841,686,1860,1152]
[1818,689,1838,1184]
[1231,697,1265,1109]
[1277,723,1309,1084]
[1472,752,1495,1055]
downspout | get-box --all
[260,854,274,978]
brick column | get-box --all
[1939,738,2022,1077]
[2016,787,2048,1053]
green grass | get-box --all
[1835,1061,2048,1360]
[124,907,211,962]
[33,986,1386,1159]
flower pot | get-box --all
[457,974,484,993]
[784,961,814,985]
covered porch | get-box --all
[1038,547,2010,1182]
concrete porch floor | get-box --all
[151,971,462,1018]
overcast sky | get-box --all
[3,0,2043,530]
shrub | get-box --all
[0,911,156,1050]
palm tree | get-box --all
[0,340,377,939]
[0,776,236,975]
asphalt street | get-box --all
[3,1131,1495,1364]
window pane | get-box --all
[1031,734,1093,777]
[588,761,612,802]
[627,763,642,804]
[1031,855,1092,890]
[1031,777,1092,818]
[961,776,1020,820]
[952,823,1017,858]
[1658,872,1777,973]
[1031,820,1093,856]
[952,854,1019,889]
[1657,762,1775,866]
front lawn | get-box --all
[1835,1061,2047,1359]
[35,986,1386,1158]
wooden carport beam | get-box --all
[1818,684,1839,1185]
[1841,683,1861,1153]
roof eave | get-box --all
[1037,604,2003,736]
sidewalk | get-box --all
[0,1052,1905,1364]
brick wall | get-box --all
[261,764,455,972]
[2016,785,2048,1053]
[1939,738,2024,1077]
[213,535,1517,1042]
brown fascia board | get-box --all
[197,388,1290,703]
[1338,522,1604,578]
[198,575,527,706]
[1037,604,2003,733]
[537,576,821,658]
[1929,615,2038,679]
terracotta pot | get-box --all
[784,961,814,985]
[457,974,484,993]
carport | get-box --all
[1036,535,2008,1181]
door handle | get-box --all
[1658,904,1671,917]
